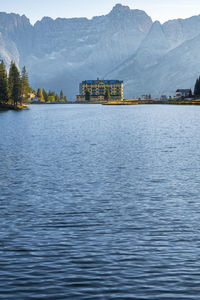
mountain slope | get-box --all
[0,5,153,99]
[106,14,200,98]
[143,33,200,96]
[1,6,200,99]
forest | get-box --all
[0,59,68,110]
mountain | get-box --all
[142,33,200,96]
[1,5,200,99]
[0,13,33,64]
[107,14,200,97]
[28,4,152,99]
[0,4,152,99]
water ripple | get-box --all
[1,105,200,299]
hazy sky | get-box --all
[1,0,200,24]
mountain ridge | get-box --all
[0,4,200,99]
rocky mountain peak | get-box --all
[1,5,200,99]
[109,4,151,20]
[0,12,31,30]
[110,4,130,14]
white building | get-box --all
[176,89,191,98]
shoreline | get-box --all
[78,99,200,106]
[0,103,28,111]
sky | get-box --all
[1,0,200,24]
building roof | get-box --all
[82,80,123,84]
[176,89,191,92]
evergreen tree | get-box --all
[47,90,55,102]
[0,60,9,104]
[194,79,197,96]
[60,90,64,100]
[42,88,48,102]
[55,94,59,101]
[48,90,55,97]
[37,88,44,102]
[47,95,55,102]
[29,88,36,94]
[21,66,29,103]
[194,77,200,97]
[8,61,21,106]
[194,78,198,96]
[85,89,90,101]
[189,89,192,98]
[104,87,111,101]
[8,61,14,101]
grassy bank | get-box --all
[102,99,200,106]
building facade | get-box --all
[176,89,191,98]
[76,79,124,102]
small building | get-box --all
[76,79,124,102]
[28,96,40,103]
[142,94,151,100]
[160,95,167,101]
[176,89,191,98]
[28,93,36,102]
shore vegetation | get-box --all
[0,60,30,110]
[0,59,69,111]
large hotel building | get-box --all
[76,79,124,102]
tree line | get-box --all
[35,88,68,103]
[0,59,68,107]
[0,60,29,106]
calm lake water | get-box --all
[1,104,200,299]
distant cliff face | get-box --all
[0,12,33,65]
[0,5,152,99]
[1,5,200,99]
[106,14,200,97]
[28,4,152,99]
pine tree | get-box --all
[42,89,48,102]
[8,61,21,106]
[48,91,55,97]
[55,94,59,101]
[85,89,90,101]
[194,77,200,97]
[198,77,200,96]
[194,78,197,96]
[8,61,14,102]
[37,88,44,102]
[47,95,55,102]
[0,60,9,104]
[60,90,64,100]
[47,90,55,102]
[21,66,29,103]
[104,87,111,101]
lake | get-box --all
[1,104,200,299]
